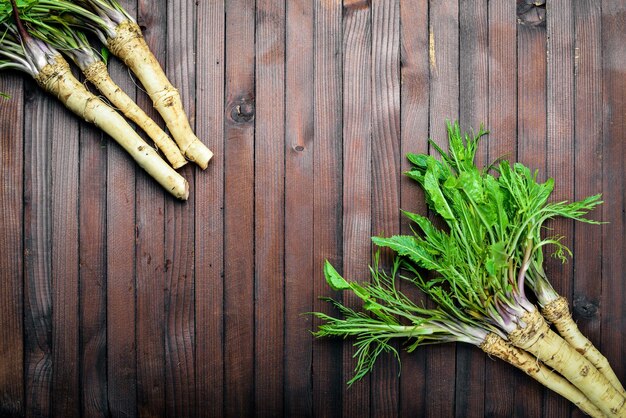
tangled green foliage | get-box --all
[373,122,601,327]
[314,122,603,384]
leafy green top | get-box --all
[313,122,603,384]
[313,257,490,385]
[374,121,602,331]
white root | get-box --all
[107,21,213,169]
[543,296,626,394]
[83,60,187,169]
[36,56,189,200]
[508,309,626,417]
[481,333,603,417]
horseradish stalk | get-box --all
[489,133,623,393]
[313,258,603,417]
[23,18,187,168]
[524,224,625,395]
[1,5,188,199]
[71,0,213,168]
[373,122,625,416]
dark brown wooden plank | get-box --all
[571,6,603,418]
[515,10,547,418]
[398,0,429,416]
[106,3,138,416]
[283,0,313,416]
[311,0,344,416]
[255,0,286,415]
[0,74,24,418]
[164,2,197,416]
[459,0,489,162]
[223,0,256,415]
[50,69,81,418]
[426,2,458,415]
[6,1,626,416]
[342,3,372,417]
[457,0,488,415]
[601,0,626,397]
[545,2,576,415]
[195,0,225,416]
[78,121,109,418]
[23,80,53,418]
[487,1,517,163]
[135,1,167,417]
[484,2,519,416]
[371,0,401,416]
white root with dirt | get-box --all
[480,333,603,418]
[83,60,187,169]
[37,56,189,200]
[107,21,213,169]
[508,309,626,417]
[542,296,626,395]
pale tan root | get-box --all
[107,21,213,169]
[543,296,625,394]
[83,61,187,169]
[481,333,603,417]
[508,309,626,417]
[36,56,189,200]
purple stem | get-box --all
[517,240,534,300]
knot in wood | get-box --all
[573,295,598,319]
[229,99,255,123]
[517,0,546,27]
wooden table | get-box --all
[1,1,624,417]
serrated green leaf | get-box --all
[401,210,436,236]
[405,169,425,184]
[373,235,441,272]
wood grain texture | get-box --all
[515,12,547,418]
[572,7,603,417]
[23,81,53,418]
[256,0,286,415]
[311,0,344,416]
[164,2,196,417]
[484,2,519,415]
[601,0,626,396]
[457,0,488,415]
[0,74,24,418]
[398,1,429,417]
[195,0,225,416]
[284,0,313,416]
[1,1,625,417]
[425,2,458,416]
[545,2,575,415]
[487,1,517,162]
[78,118,109,418]
[50,65,81,418]
[342,4,372,417]
[371,1,401,416]
[164,2,197,416]
[135,1,167,417]
[223,0,256,416]
[106,1,138,416]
